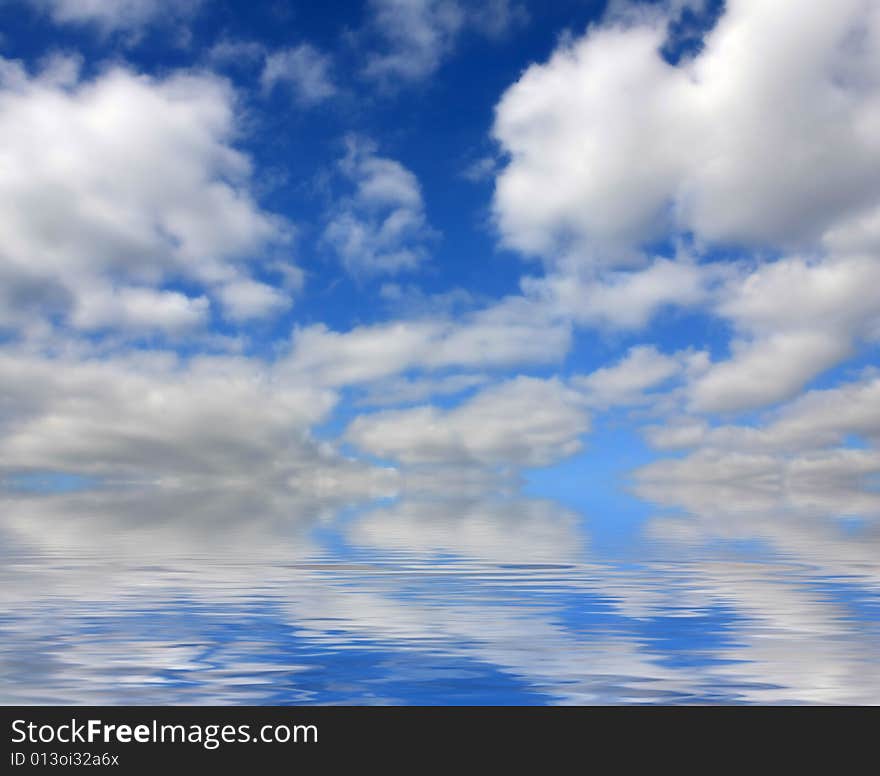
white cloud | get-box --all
[492,0,880,262]
[323,138,435,274]
[69,285,210,333]
[216,279,290,322]
[643,417,708,450]
[643,363,880,500]
[425,295,570,369]
[287,321,437,386]
[757,376,880,452]
[284,295,571,388]
[691,255,880,412]
[27,0,202,33]
[521,257,715,330]
[378,282,476,317]
[489,0,880,414]
[207,38,267,66]
[493,23,683,261]
[718,255,880,336]
[363,0,463,83]
[460,155,497,183]
[261,44,337,106]
[0,57,290,335]
[356,373,488,407]
[362,0,526,84]
[0,345,409,507]
[690,330,853,413]
[637,373,880,524]
[345,376,589,467]
[468,0,528,41]
[680,375,880,455]
[573,345,691,408]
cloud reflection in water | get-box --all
[1,470,879,704]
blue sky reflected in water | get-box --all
[2,468,879,705]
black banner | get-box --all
[0,706,868,772]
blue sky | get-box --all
[0,0,879,535]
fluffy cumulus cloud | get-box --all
[3,0,880,525]
[0,56,293,336]
[346,376,589,467]
[323,138,435,274]
[493,0,880,260]
[490,0,880,415]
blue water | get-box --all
[1,483,879,704]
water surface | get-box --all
[2,483,879,704]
